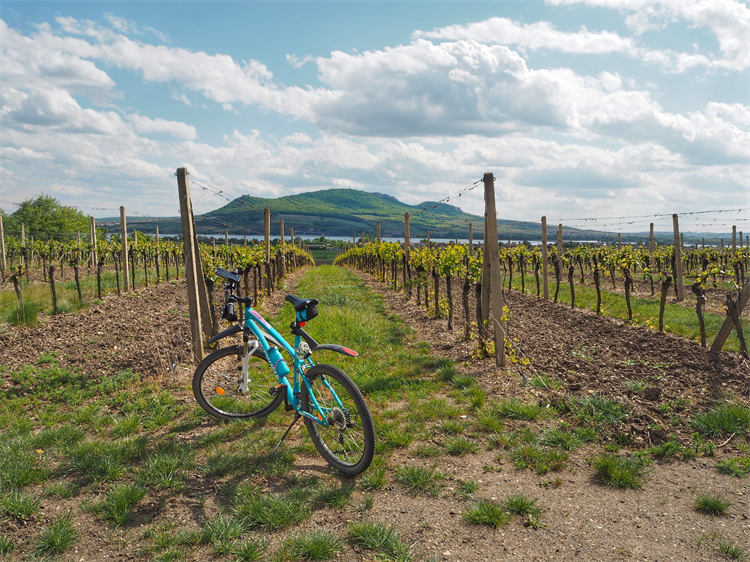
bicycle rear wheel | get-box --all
[193,345,283,420]
[301,364,375,476]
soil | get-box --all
[1,267,749,562]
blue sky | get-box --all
[1,1,749,234]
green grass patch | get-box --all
[98,482,147,526]
[715,457,750,478]
[463,500,511,528]
[36,511,78,554]
[563,395,628,425]
[592,453,651,489]
[694,493,731,516]
[277,530,343,561]
[348,520,412,561]
[396,465,443,496]
[692,404,750,437]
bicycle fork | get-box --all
[238,340,260,394]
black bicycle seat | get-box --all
[285,295,318,312]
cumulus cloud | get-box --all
[547,0,750,71]
[413,17,634,54]
[128,114,197,139]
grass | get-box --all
[348,520,412,561]
[716,541,747,560]
[395,465,443,496]
[277,530,343,561]
[715,457,750,478]
[592,453,651,489]
[692,404,750,437]
[463,500,512,529]
[694,493,731,516]
[36,511,78,554]
[444,436,479,455]
[0,489,41,520]
[98,482,147,526]
[563,395,628,425]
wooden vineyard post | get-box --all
[21,223,25,247]
[280,220,286,278]
[177,167,213,362]
[468,223,473,255]
[711,280,750,355]
[264,209,271,296]
[557,224,563,256]
[480,216,491,341]
[404,213,411,297]
[120,206,130,292]
[90,216,98,268]
[155,226,161,282]
[0,213,6,274]
[377,221,381,244]
[482,172,505,368]
[673,214,684,302]
[541,216,549,300]
[732,226,737,251]
[649,223,655,254]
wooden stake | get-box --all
[541,216,549,300]
[21,223,25,247]
[673,214,684,302]
[732,226,737,251]
[649,223,655,254]
[177,168,210,361]
[377,221,381,244]
[0,213,6,272]
[557,224,563,256]
[483,172,505,368]
[120,206,130,292]
[90,216,98,268]
[468,223,473,256]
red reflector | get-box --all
[300,321,306,326]
[343,347,358,357]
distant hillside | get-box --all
[196,188,612,241]
[115,188,701,244]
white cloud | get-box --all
[413,17,634,54]
[547,0,750,71]
[128,114,197,139]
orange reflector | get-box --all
[317,412,323,421]
[216,387,226,395]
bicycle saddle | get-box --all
[285,295,318,312]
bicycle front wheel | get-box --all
[301,364,375,476]
[193,345,283,420]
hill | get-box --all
[197,188,613,241]
[115,188,707,244]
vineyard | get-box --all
[0,233,313,332]
[1,198,749,561]
[334,240,750,354]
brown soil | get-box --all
[1,267,748,562]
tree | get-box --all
[5,195,90,240]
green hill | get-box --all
[198,188,605,241]
[117,188,686,244]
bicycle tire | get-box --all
[301,364,375,476]
[193,344,284,421]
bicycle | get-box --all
[192,268,375,475]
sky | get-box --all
[1,0,749,235]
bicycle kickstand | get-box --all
[273,413,302,454]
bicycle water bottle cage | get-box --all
[285,295,319,322]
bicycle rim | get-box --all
[302,364,374,475]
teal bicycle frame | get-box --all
[241,303,337,428]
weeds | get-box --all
[694,493,731,516]
[715,457,750,478]
[463,500,511,529]
[36,511,78,554]
[592,453,651,489]
[396,465,443,496]
[348,520,412,561]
